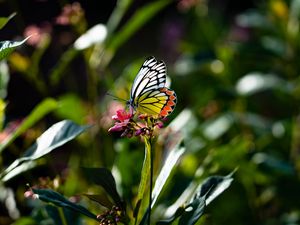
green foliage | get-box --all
[0,98,58,153]
[0,13,16,30]
[1,0,300,225]
[0,120,91,182]
[0,37,31,61]
[32,189,98,221]
[81,167,123,208]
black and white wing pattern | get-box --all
[129,56,166,104]
[128,56,176,117]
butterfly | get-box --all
[128,56,177,117]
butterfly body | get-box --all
[128,56,177,117]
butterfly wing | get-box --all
[130,56,166,107]
[136,87,177,117]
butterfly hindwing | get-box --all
[158,87,177,117]
[136,87,177,117]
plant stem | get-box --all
[148,137,153,225]
[58,207,68,225]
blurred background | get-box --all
[1,0,300,224]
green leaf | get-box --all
[49,48,79,86]
[0,184,20,221]
[81,167,123,207]
[158,172,234,225]
[0,60,9,99]
[107,0,171,53]
[11,217,36,225]
[202,113,234,140]
[156,207,185,225]
[178,197,206,225]
[0,98,58,153]
[0,99,5,130]
[151,145,185,208]
[177,172,234,225]
[83,193,114,209]
[0,36,31,61]
[1,161,38,182]
[0,12,16,30]
[235,72,291,96]
[134,137,152,223]
[1,120,91,182]
[195,172,234,206]
[74,24,107,50]
[56,94,87,123]
[32,189,98,221]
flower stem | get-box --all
[148,137,153,225]
[58,207,68,225]
[135,136,152,225]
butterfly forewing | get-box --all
[130,56,166,102]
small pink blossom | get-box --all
[108,109,134,137]
[112,109,133,122]
[24,189,38,199]
[155,121,164,129]
[23,23,52,46]
[108,108,165,138]
[55,2,84,26]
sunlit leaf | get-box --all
[0,99,5,130]
[0,36,31,61]
[32,189,98,221]
[0,184,20,219]
[202,113,234,140]
[139,141,185,225]
[10,217,36,225]
[0,60,9,99]
[195,172,234,205]
[1,120,91,182]
[74,24,107,50]
[1,161,38,182]
[0,12,16,30]
[235,72,291,96]
[178,197,206,225]
[151,146,185,208]
[81,167,123,207]
[159,172,234,225]
[106,0,132,35]
[134,137,152,223]
[0,98,58,153]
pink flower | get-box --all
[108,108,165,138]
[23,23,52,46]
[108,109,134,137]
[55,2,84,26]
[112,109,133,122]
[155,121,164,129]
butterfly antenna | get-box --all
[106,92,127,102]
